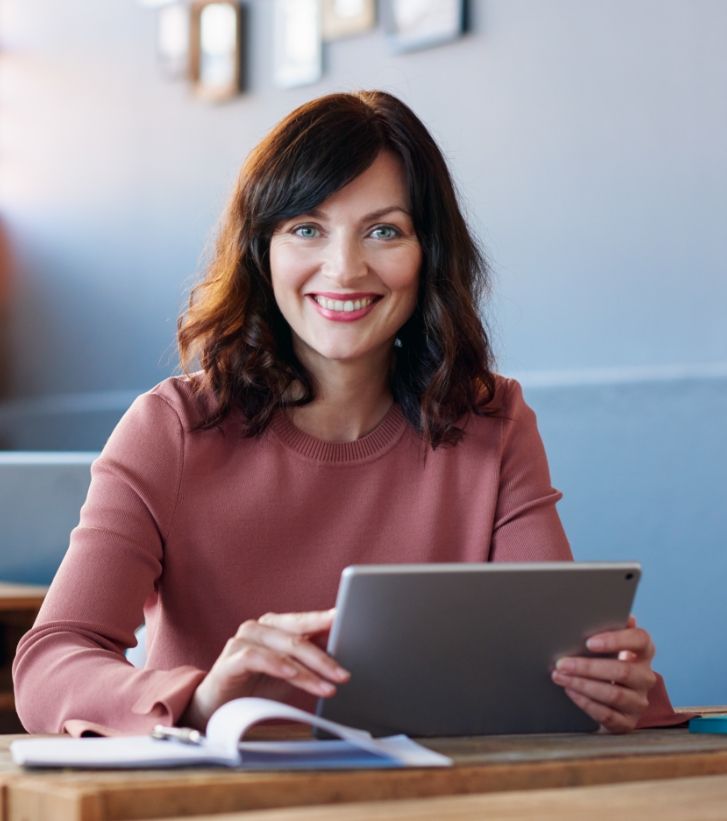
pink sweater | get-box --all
[13,376,678,734]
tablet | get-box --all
[316,562,641,736]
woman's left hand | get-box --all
[551,616,657,733]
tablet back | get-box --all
[317,562,640,736]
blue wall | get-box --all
[1,0,725,706]
[525,370,727,705]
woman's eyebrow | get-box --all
[299,205,412,221]
[362,206,412,221]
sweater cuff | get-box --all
[636,672,695,728]
[62,666,207,737]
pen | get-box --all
[151,724,203,745]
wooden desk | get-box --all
[157,774,727,820]
[3,723,727,821]
[0,582,47,733]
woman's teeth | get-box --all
[313,296,375,312]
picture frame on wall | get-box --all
[385,0,466,53]
[322,0,376,41]
[273,0,322,88]
[156,3,190,79]
[189,0,244,102]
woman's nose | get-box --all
[322,235,367,284]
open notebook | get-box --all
[11,697,451,771]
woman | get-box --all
[14,91,674,736]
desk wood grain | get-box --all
[3,724,727,821]
[156,774,727,821]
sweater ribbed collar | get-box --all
[269,402,407,464]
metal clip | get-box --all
[151,724,203,745]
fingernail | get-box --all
[320,682,335,695]
[334,667,350,681]
[556,658,574,672]
[587,637,605,651]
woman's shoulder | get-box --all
[136,373,219,432]
[459,374,546,469]
[473,373,530,420]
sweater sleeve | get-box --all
[637,674,692,728]
[12,390,206,736]
[490,378,572,562]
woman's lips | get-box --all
[308,293,381,322]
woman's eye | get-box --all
[293,225,320,239]
[370,225,400,240]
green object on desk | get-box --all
[689,715,727,734]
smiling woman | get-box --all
[13,91,679,737]
[177,91,495,446]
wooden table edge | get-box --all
[7,745,727,821]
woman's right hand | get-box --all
[180,609,350,730]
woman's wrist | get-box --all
[179,680,214,731]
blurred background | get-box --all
[0,0,725,705]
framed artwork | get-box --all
[385,0,466,53]
[273,0,322,89]
[189,0,244,102]
[156,3,190,79]
[322,0,376,41]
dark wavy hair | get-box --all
[178,90,497,448]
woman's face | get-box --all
[269,150,421,375]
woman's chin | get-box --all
[309,346,394,372]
